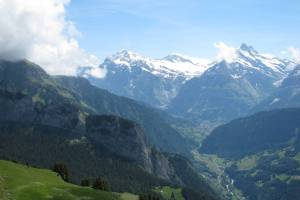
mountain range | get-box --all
[78,50,211,109]
[79,44,297,133]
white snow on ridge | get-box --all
[270,98,280,105]
[107,50,212,79]
[217,44,293,79]
[231,74,242,79]
[105,44,294,81]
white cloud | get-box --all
[0,0,105,77]
[288,47,300,63]
[214,42,238,62]
[85,67,108,79]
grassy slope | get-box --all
[119,193,139,200]
[154,186,185,200]
[0,160,137,200]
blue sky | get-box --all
[67,0,300,60]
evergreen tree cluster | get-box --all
[139,193,162,200]
[80,177,110,191]
[53,163,69,182]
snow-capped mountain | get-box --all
[168,44,295,126]
[105,50,211,79]
[78,44,295,128]
[217,43,294,79]
[78,50,211,108]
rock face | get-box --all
[86,115,175,180]
[85,114,218,198]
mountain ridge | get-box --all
[78,44,296,125]
[77,50,212,108]
[0,59,194,155]
[168,44,295,128]
[199,107,300,200]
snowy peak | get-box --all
[103,44,294,81]
[216,43,294,79]
[107,50,147,66]
[105,50,211,79]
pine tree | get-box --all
[53,163,69,182]
[81,179,91,187]
[170,192,176,200]
[139,195,145,200]
[92,177,110,191]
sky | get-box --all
[67,0,300,60]
[0,0,299,76]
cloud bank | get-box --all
[0,0,105,77]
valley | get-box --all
[0,45,299,200]
[1,1,300,199]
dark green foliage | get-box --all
[0,60,82,130]
[167,155,219,200]
[0,122,168,193]
[86,115,136,133]
[182,187,211,200]
[200,108,300,159]
[139,192,163,200]
[56,76,195,156]
[170,192,176,200]
[225,151,300,200]
[0,86,27,100]
[81,179,91,187]
[0,121,219,199]
[0,59,194,156]
[53,163,69,182]
[92,177,110,191]
[200,108,300,200]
